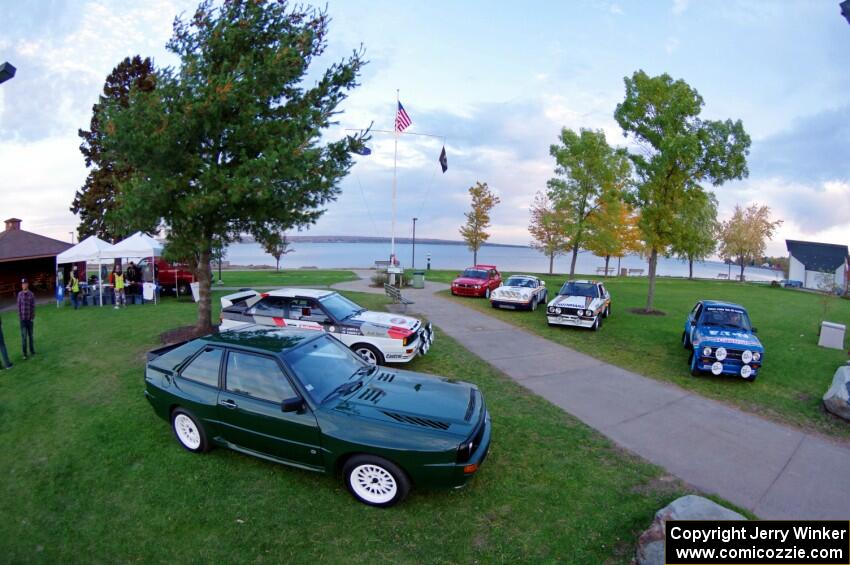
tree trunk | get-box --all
[548,252,554,275]
[739,256,746,282]
[473,248,478,265]
[604,255,610,278]
[617,256,621,276]
[569,241,579,277]
[196,246,214,334]
[645,248,658,312]
[275,256,280,271]
[688,258,693,280]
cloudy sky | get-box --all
[1,0,849,256]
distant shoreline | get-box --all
[237,235,528,249]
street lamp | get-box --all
[842,0,850,25]
[411,217,418,270]
[0,62,16,85]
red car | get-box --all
[451,265,502,298]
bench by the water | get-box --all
[717,273,729,279]
[595,267,615,276]
[374,260,391,270]
[384,284,414,311]
[628,268,645,276]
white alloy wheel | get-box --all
[485,288,490,299]
[531,298,537,311]
[349,463,398,505]
[174,414,201,450]
[356,347,377,365]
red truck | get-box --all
[451,264,502,298]
[136,257,195,294]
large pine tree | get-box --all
[71,55,155,241]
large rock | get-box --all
[635,495,746,565]
[823,366,850,421]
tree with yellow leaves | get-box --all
[585,198,642,277]
[718,203,782,282]
[528,191,571,274]
[459,181,501,265]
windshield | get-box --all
[461,269,488,280]
[559,282,598,298]
[283,335,368,403]
[319,293,363,320]
[505,277,535,288]
[700,307,751,331]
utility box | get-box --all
[412,271,425,289]
[620,268,628,277]
[818,321,846,350]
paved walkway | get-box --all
[334,270,850,520]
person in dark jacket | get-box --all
[17,278,36,359]
[0,315,12,370]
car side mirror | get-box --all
[751,327,758,334]
[281,396,304,413]
[541,281,546,286]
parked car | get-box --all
[546,280,611,331]
[682,300,764,380]
[779,279,803,289]
[144,326,491,507]
[136,257,195,294]
[489,275,547,310]
[450,265,501,298]
[220,288,433,365]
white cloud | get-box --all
[665,37,680,55]
[610,3,624,15]
[672,0,689,15]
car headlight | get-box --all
[753,352,761,362]
[741,350,753,364]
[585,309,593,316]
[555,307,562,315]
[715,347,727,361]
[702,346,713,357]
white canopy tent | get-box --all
[103,231,164,304]
[55,236,115,307]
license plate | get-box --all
[500,304,515,310]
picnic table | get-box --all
[628,268,645,276]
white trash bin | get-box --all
[818,321,846,350]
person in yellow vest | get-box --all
[113,267,126,309]
[67,266,81,310]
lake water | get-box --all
[224,241,783,282]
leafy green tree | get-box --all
[528,191,570,274]
[670,189,719,280]
[263,232,295,271]
[547,128,631,277]
[459,181,500,265]
[102,1,366,332]
[615,70,750,311]
[71,55,155,241]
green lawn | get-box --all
[215,268,357,288]
[0,292,738,563]
[438,272,850,439]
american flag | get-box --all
[395,101,412,132]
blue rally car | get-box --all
[682,300,764,381]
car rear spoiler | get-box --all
[220,289,260,309]
[146,340,189,362]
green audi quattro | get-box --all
[144,325,491,507]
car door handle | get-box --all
[219,398,238,409]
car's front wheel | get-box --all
[343,454,410,507]
[171,408,210,453]
[484,288,491,299]
[689,351,701,377]
[352,344,385,366]
[530,298,538,311]
[681,331,691,350]
[591,316,600,331]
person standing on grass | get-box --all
[17,278,35,359]
[0,315,13,370]
[68,266,81,310]
[113,267,126,309]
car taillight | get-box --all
[388,326,414,342]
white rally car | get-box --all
[489,275,548,310]
[219,288,433,365]
[546,280,611,331]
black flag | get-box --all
[439,145,448,173]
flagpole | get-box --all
[391,89,398,268]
